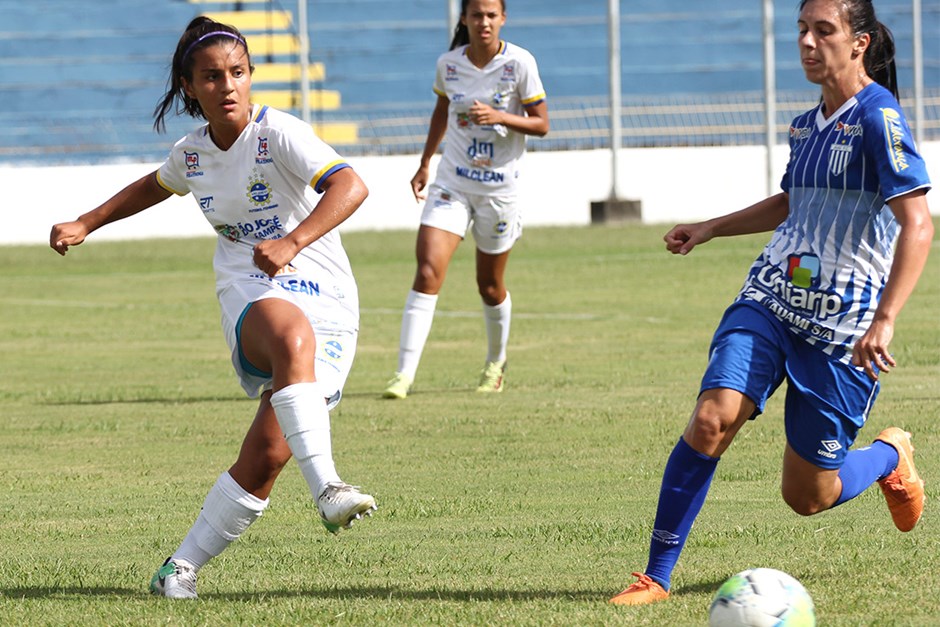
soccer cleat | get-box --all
[149,557,198,599]
[317,482,377,534]
[875,428,925,532]
[609,572,670,606]
[382,372,413,399]
[476,359,506,393]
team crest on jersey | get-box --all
[787,253,820,289]
[184,151,203,178]
[828,142,853,176]
[492,88,511,107]
[256,137,273,164]
[446,63,458,81]
[246,173,273,206]
[882,107,910,173]
[500,64,515,81]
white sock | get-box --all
[270,382,341,499]
[397,290,438,377]
[173,471,269,570]
[483,292,511,364]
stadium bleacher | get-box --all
[1,0,938,164]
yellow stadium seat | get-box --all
[202,11,292,31]
[253,63,326,84]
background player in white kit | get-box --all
[610,0,933,607]
[382,0,549,399]
[50,18,377,599]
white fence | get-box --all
[3,142,938,246]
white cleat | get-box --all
[317,482,377,534]
[149,557,198,599]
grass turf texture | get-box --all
[0,221,937,626]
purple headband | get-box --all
[183,31,246,62]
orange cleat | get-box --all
[875,428,925,532]
[609,572,670,606]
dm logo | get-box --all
[787,254,821,289]
[246,174,272,206]
[185,151,200,169]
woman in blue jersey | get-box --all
[611,0,932,606]
[382,0,549,399]
[50,17,377,599]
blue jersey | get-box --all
[737,83,931,363]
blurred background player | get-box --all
[50,18,377,599]
[382,0,549,399]
[610,0,932,606]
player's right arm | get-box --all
[664,192,789,255]
[50,171,172,255]
[410,95,450,201]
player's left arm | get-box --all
[251,167,368,277]
[852,189,934,380]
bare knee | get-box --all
[414,262,445,293]
[685,406,728,452]
[477,280,504,305]
[781,488,829,516]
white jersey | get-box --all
[432,41,546,196]
[156,104,359,326]
[737,83,931,363]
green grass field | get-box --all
[1,221,937,626]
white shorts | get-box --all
[420,184,522,255]
[217,276,358,408]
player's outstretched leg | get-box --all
[875,428,925,532]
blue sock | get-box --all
[833,440,899,506]
[645,437,719,591]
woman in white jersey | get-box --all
[50,17,377,599]
[611,0,932,606]
[382,0,549,399]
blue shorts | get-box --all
[700,301,879,469]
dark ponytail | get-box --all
[449,0,470,50]
[864,21,898,101]
[153,17,253,132]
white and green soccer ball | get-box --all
[709,568,816,627]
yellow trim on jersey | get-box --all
[309,159,348,190]
[155,170,185,196]
[433,86,447,97]
[521,92,546,106]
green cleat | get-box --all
[382,372,413,399]
[476,360,506,393]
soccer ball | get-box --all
[709,568,816,627]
